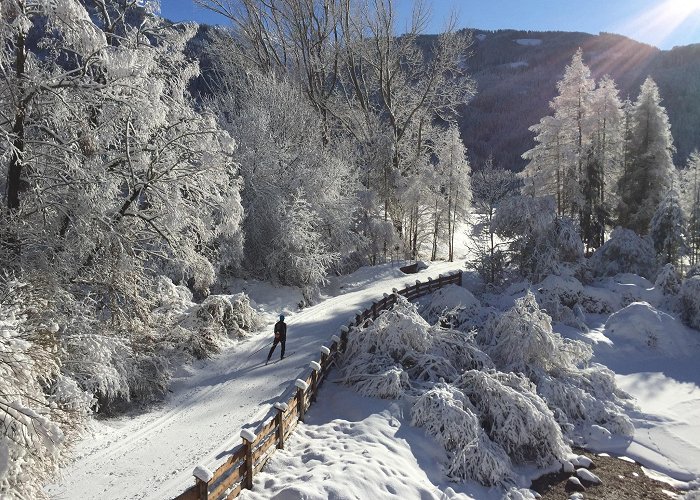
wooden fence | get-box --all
[174,270,462,500]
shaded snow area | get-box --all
[514,38,542,46]
[46,262,462,500]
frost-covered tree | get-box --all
[471,157,520,283]
[582,75,624,251]
[679,151,700,266]
[616,77,676,234]
[432,123,472,261]
[0,3,248,492]
[213,71,357,299]
[522,49,595,219]
[650,189,686,266]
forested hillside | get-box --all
[187,27,700,172]
[456,29,700,170]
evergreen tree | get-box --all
[522,49,595,219]
[680,151,700,266]
[650,189,686,266]
[616,77,676,234]
[581,75,624,251]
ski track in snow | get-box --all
[47,262,462,500]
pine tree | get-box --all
[581,75,624,251]
[680,151,700,266]
[616,77,676,234]
[650,189,686,266]
[522,49,595,217]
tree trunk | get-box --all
[7,28,28,212]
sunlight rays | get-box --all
[616,0,700,47]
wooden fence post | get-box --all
[192,465,213,500]
[458,270,463,286]
[195,478,208,500]
[339,327,348,352]
[273,402,288,449]
[240,429,257,490]
[309,361,321,401]
[295,379,309,422]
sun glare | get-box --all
[615,0,700,47]
[666,0,700,16]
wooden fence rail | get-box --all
[174,270,462,500]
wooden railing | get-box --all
[174,270,462,500]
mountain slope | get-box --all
[456,29,700,170]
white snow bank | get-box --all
[604,302,698,356]
[515,38,542,46]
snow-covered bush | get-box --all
[195,293,261,341]
[479,292,632,440]
[478,292,592,374]
[340,353,410,398]
[680,276,700,330]
[654,264,682,295]
[537,369,634,441]
[1,277,92,499]
[411,384,515,486]
[420,284,486,330]
[535,275,589,328]
[605,301,697,354]
[456,370,570,467]
[343,297,433,363]
[588,228,658,279]
[493,196,584,280]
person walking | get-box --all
[266,314,287,364]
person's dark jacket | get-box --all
[274,320,287,342]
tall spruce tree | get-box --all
[616,77,676,234]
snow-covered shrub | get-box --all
[0,277,92,499]
[536,369,634,441]
[536,275,588,328]
[478,291,592,374]
[578,285,621,314]
[493,196,584,280]
[430,330,495,373]
[654,264,681,295]
[195,293,260,340]
[588,227,658,279]
[340,353,410,398]
[680,276,700,330]
[687,265,700,279]
[343,297,433,363]
[456,370,570,467]
[420,284,486,330]
[411,384,515,486]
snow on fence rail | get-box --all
[174,270,463,500]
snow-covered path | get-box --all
[47,262,462,500]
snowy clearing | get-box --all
[514,38,543,46]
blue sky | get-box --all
[159,0,700,50]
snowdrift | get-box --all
[605,301,699,356]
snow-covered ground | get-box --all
[47,227,700,499]
[47,261,463,500]
[577,308,700,485]
[242,274,700,500]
